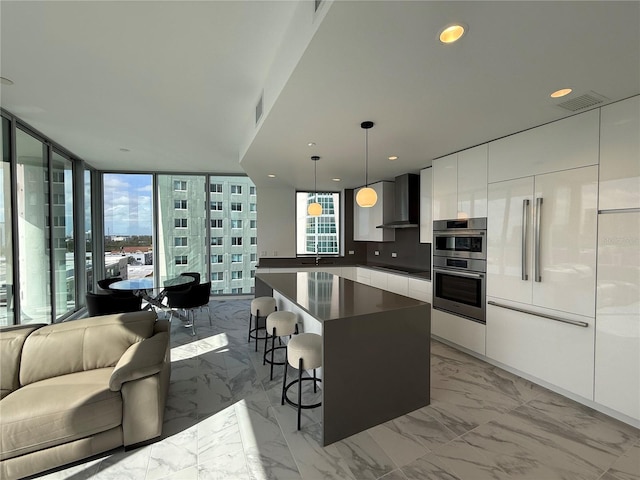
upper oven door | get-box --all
[433,230,487,260]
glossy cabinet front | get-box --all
[487,165,598,317]
[594,212,640,420]
[599,96,640,210]
[419,167,432,244]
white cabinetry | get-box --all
[487,165,598,317]
[386,273,409,296]
[594,212,640,421]
[356,267,371,285]
[339,266,356,281]
[486,302,594,399]
[433,154,458,221]
[599,96,640,210]
[408,278,431,303]
[420,167,433,244]
[432,145,488,221]
[488,109,599,183]
[432,309,486,355]
[486,160,598,398]
[354,181,395,242]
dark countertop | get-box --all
[256,261,431,281]
[256,272,427,323]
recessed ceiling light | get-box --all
[332,178,341,182]
[388,156,398,161]
[0,77,14,85]
[267,174,276,178]
[550,88,572,98]
[119,148,130,152]
[307,142,316,147]
[439,24,466,44]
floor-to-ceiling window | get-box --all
[157,175,206,281]
[16,128,51,324]
[102,173,153,279]
[296,191,340,255]
[84,169,94,292]
[51,151,75,317]
[209,175,257,294]
[0,117,14,326]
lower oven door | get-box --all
[432,267,486,324]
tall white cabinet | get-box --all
[419,167,432,244]
[599,95,640,210]
[594,212,640,420]
[485,110,600,400]
[432,144,488,221]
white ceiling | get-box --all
[2,1,639,191]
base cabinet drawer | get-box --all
[486,300,594,400]
[432,308,485,355]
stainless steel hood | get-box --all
[377,173,420,229]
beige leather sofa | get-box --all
[0,310,171,480]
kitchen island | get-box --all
[255,271,431,446]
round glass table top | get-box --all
[110,276,194,291]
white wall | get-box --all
[257,186,296,258]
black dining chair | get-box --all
[166,281,212,336]
[180,272,200,284]
[86,292,142,317]
[97,277,122,292]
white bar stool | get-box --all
[263,311,298,380]
[248,297,276,352]
[281,333,322,430]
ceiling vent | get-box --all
[255,93,263,125]
[556,91,609,112]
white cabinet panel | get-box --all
[408,278,431,303]
[369,269,388,291]
[432,154,458,221]
[340,266,356,281]
[487,176,535,304]
[487,166,598,317]
[356,267,371,285]
[488,109,599,183]
[354,182,395,242]
[420,167,433,243]
[599,96,640,210]
[458,144,488,218]
[386,273,409,296]
[486,299,594,400]
[595,212,640,420]
[533,166,598,316]
[432,308,485,355]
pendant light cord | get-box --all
[365,128,369,187]
[314,158,317,200]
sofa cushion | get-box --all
[20,311,156,386]
[0,325,44,399]
[0,368,122,461]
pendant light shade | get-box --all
[357,121,378,208]
[356,186,377,208]
[307,155,322,216]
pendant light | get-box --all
[307,155,322,216]
[356,121,378,208]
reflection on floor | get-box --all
[35,299,639,480]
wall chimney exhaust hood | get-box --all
[377,173,420,229]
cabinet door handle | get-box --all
[534,197,543,282]
[522,199,530,281]
[488,301,589,328]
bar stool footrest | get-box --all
[283,377,322,410]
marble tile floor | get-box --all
[33,299,639,480]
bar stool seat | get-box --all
[248,296,276,352]
[282,333,322,430]
[263,311,298,380]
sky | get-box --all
[103,173,153,236]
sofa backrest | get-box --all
[0,324,45,398]
[19,310,157,387]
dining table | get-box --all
[110,276,194,314]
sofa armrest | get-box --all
[109,332,169,391]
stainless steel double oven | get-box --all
[432,218,487,324]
